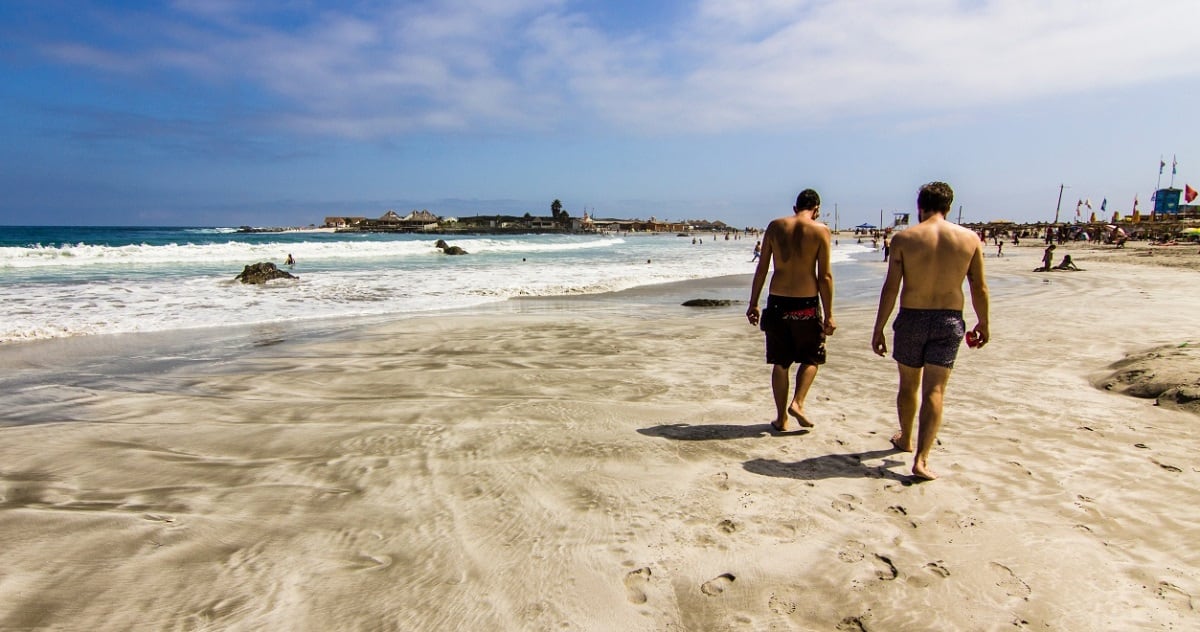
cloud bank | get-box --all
[25,0,1200,140]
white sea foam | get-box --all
[0,232,875,343]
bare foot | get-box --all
[889,433,914,452]
[788,403,814,428]
[912,458,938,481]
[771,419,789,432]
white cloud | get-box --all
[35,0,1200,138]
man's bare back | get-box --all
[764,214,828,299]
[889,217,983,311]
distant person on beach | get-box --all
[882,236,890,262]
[996,241,1003,257]
[1054,254,1080,271]
[1038,245,1055,271]
[871,182,989,480]
[752,241,761,261]
[285,253,295,266]
[747,189,836,432]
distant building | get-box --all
[358,210,442,231]
[324,216,367,228]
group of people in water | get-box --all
[748,182,989,481]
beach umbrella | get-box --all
[855,223,876,229]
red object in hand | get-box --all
[965,331,981,348]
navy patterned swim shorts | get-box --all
[892,308,965,368]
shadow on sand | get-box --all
[637,422,810,441]
[744,448,915,483]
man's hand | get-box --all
[871,329,888,356]
[823,316,837,336]
[970,323,989,348]
[746,306,760,326]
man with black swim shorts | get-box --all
[748,189,836,432]
[871,182,989,480]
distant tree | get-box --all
[559,209,569,222]
[524,212,532,219]
[551,199,563,220]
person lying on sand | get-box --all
[1053,255,1081,271]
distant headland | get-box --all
[312,204,742,235]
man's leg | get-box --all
[788,364,817,427]
[913,364,953,480]
[892,363,921,452]
[771,364,790,430]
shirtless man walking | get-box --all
[747,189,836,432]
[871,182,989,480]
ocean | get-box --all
[0,226,882,345]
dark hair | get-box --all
[795,189,820,210]
[917,181,953,214]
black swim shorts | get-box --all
[761,295,826,368]
[891,308,965,368]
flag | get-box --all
[1160,159,1166,174]
[1085,198,1092,209]
[1172,155,1178,175]
[1133,195,1139,211]
[1187,184,1198,203]
[1101,198,1107,211]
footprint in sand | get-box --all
[836,615,869,631]
[832,494,860,512]
[700,573,736,596]
[990,562,1031,599]
[768,593,797,615]
[347,553,393,572]
[624,567,651,604]
[717,519,738,534]
[925,561,950,578]
[872,554,898,581]
[837,540,866,563]
[1157,581,1195,612]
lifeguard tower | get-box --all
[1154,188,1181,215]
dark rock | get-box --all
[434,239,468,255]
[682,299,736,307]
[235,262,298,284]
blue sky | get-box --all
[1,0,1198,228]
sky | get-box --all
[1,0,1198,229]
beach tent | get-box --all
[855,223,877,230]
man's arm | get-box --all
[747,226,774,326]
[871,242,904,356]
[817,227,835,335]
[966,242,990,346]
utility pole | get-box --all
[1053,183,1067,224]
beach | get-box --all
[1,242,1198,630]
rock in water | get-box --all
[235,262,298,284]
[442,246,468,255]
[682,299,735,307]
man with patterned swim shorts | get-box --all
[747,189,836,432]
[871,182,989,480]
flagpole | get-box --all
[1053,183,1066,224]
[1157,155,1164,192]
[1170,154,1177,188]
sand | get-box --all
[1,243,1198,631]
